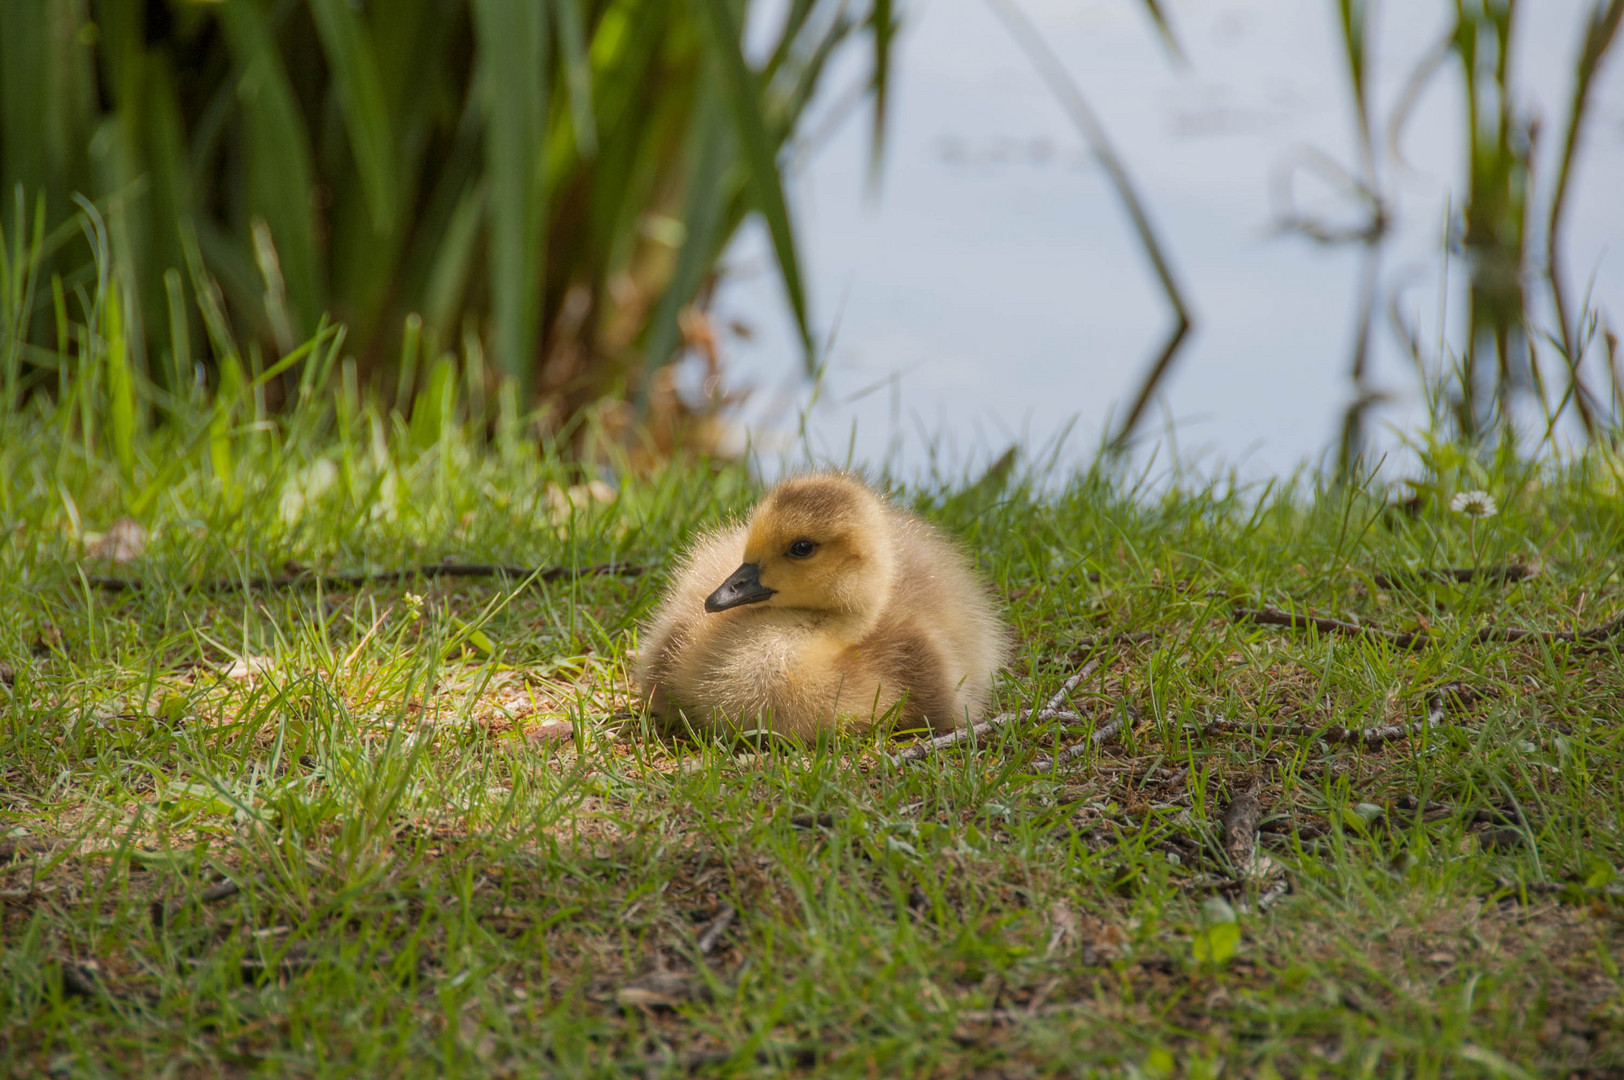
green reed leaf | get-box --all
[218,0,320,338]
[549,0,598,159]
[641,89,732,385]
[471,0,548,391]
[692,0,815,369]
[310,0,399,232]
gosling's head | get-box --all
[705,474,896,618]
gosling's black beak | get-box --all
[704,562,775,612]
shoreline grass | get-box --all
[2,402,1623,1077]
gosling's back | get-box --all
[862,506,1004,727]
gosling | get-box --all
[635,473,1007,739]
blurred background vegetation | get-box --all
[1,0,894,455]
[0,0,1619,474]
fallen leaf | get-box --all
[545,481,617,524]
[1045,901,1078,959]
[86,518,146,564]
[1078,917,1128,964]
[1193,897,1240,965]
[220,656,275,680]
[525,721,574,746]
[615,970,709,1009]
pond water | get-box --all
[711,0,1624,481]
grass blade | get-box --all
[549,0,598,159]
[471,0,549,392]
[309,0,399,232]
[869,0,894,184]
[983,0,1193,453]
[692,0,815,369]
[640,89,733,389]
[105,278,137,482]
[1134,0,1186,64]
[1545,0,1624,436]
[163,268,192,409]
[0,0,97,200]
[1,190,46,414]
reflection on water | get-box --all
[710,0,1624,479]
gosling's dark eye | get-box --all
[786,538,818,559]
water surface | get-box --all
[712,0,1624,479]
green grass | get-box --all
[2,397,1623,1078]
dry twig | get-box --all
[151,877,245,933]
[0,837,56,863]
[1030,706,1136,775]
[1234,606,1426,649]
[1066,630,1153,664]
[1206,694,1447,747]
[59,961,108,999]
[86,561,644,594]
[893,707,1085,764]
[1234,605,1624,650]
[697,904,736,956]
[1221,780,1264,873]
[894,633,1142,764]
[1370,562,1540,590]
[1239,879,1290,914]
[1479,610,1624,645]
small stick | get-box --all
[228,953,315,980]
[1236,605,1624,650]
[697,903,736,956]
[1233,607,1427,649]
[893,707,1085,764]
[1476,610,1624,645]
[1065,630,1153,664]
[894,647,1110,764]
[0,837,56,863]
[1206,718,1424,746]
[59,962,107,999]
[86,561,645,594]
[1040,653,1106,713]
[1221,780,1264,873]
[1240,879,1290,914]
[1205,695,1448,747]
[1371,562,1540,589]
[1391,795,1517,826]
[1487,876,1624,902]
[152,877,245,932]
[895,632,1153,766]
[1029,708,1134,775]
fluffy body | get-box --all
[635,474,1007,739]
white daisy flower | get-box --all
[1449,490,1498,519]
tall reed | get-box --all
[0,0,890,423]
